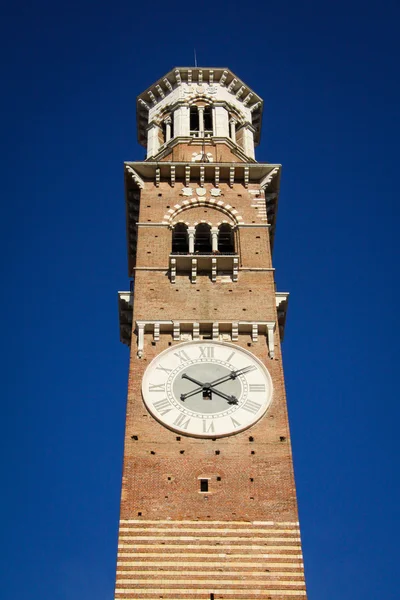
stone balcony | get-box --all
[169,252,239,283]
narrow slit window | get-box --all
[200,479,209,492]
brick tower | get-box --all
[116,67,307,599]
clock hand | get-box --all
[180,373,239,403]
[180,387,203,401]
[207,386,238,404]
[208,365,257,387]
[181,373,205,387]
[180,373,204,401]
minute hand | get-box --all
[209,365,256,387]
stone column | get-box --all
[229,118,237,142]
[198,106,205,138]
[214,106,229,137]
[241,123,255,160]
[188,227,195,253]
[164,116,172,142]
[173,105,190,137]
[147,123,161,158]
[211,227,219,252]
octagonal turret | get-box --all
[136,67,263,162]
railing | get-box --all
[189,131,213,138]
[171,251,237,256]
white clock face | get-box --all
[141,341,273,438]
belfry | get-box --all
[116,67,308,599]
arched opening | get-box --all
[172,223,188,253]
[195,223,212,253]
[218,224,235,253]
[190,106,199,136]
[204,106,213,136]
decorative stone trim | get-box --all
[212,322,219,339]
[170,258,176,283]
[232,322,239,341]
[199,166,205,187]
[173,321,180,341]
[244,167,249,188]
[163,77,173,92]
[137,321,145,358]
[129,319,278,356]
[125,165,144,189]
[148,90,157,105]
[219,70,228,85]
[170,165,175,187]
[229,166,235,188]
[232,257,239,282]
[155,168,160,187]
[155,85,165,99]
[191,258,197,283]
[267,322,276,358]
[175,69,181,85]
[243,92,253,107]
[165,198,243,227]
[260,167,279,191]
[211,257,217,282]
[214,166,220,187]
[193,322,200,340]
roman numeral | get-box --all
[173,413,191,429]
[230,417,241,428]
[153,398,172,416]
[226,351,236,363]
[199,346,214,359]
[249,384,266,393]
[149,383,165,392]
[156,364,173,375]
[202,420,215,433]
[242,400,262,415]
[174,350,190,363]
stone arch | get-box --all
[165,198,243,227]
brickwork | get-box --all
[159,141,247,163]
[115,68,307,599]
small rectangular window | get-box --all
[200,479,209,492]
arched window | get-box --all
[218,224,234,253]
[190,106,199,136]
[172,223,188,253]
[204,107,213,137]
[195,223,212,253]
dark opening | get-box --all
[210,595,215,600]
[200,479,209,492]
[218,224,234,253]
[204,107,213,135]
[195,223,212,253]
[190,106,199,133]
[172,223,188,253]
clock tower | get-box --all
[116,67,307,599]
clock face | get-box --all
[141,341,273,438]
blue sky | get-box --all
[2,1,399,598]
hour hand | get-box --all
[181,373,205,387]
[180,387,202,401]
